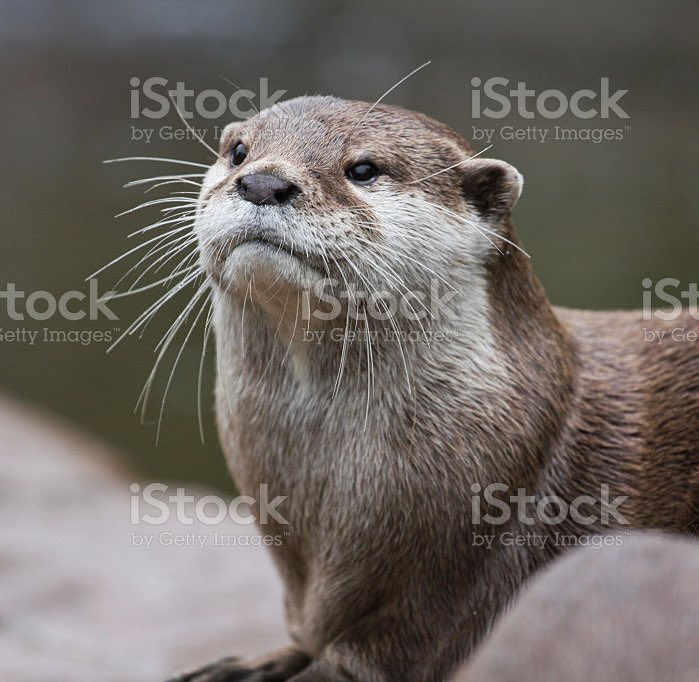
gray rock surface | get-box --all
[452,532,699,682]
[0,394,288,682]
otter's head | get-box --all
[195,96,524,341]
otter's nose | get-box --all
[237,173,298,206]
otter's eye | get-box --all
[346,162,378,185]
[229,142,247,167]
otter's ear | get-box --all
[459,158,523,215]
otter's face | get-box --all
[195,96,522,324]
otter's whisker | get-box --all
[127,213,194,238]
[152,276,208,353]
[151,236,199,277]
[430,202,531,258]
[363,306,374,427]
[169,93,219,159]
[127,236,199,294]
[328,253,353,398]
[103,156,210,169]
[88,223,194,280]
[349,238,434,321]
[112,229,196,295]
[218,75,260,116]
[256,287,295,388]
[165,242,202,283]
[136,279,208,425]
[353,60,432,132]
[106,268,202,352]
[280,285,302,368]
[408,144,493,184]
[355,250,431,357]
[137,264,204,341]
[124,173,205,188]
[312,237,333,279]
[154,286,211,444]
[197,304,215,443]
[143,179,203,193]
[137,279,208,398]
[335,245,410,400]
[115,196,200,219]
[240,279,253,359]
[105,266,199,300]
[343,246,414,390]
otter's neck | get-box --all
[212,239,575,483]
[212,257,509,408]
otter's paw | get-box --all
[166,657,248,682]
[167,649,311,682]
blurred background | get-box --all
[1,2,698,679]
[1,0,697,490]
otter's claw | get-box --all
[167,649,311,682]
[166,657,251,682]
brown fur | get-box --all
[172,97,699,682]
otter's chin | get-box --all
[209,241,324,303]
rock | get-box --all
[0,394,288,682]
[452,532,699,682]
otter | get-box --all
[168,96,699,681]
